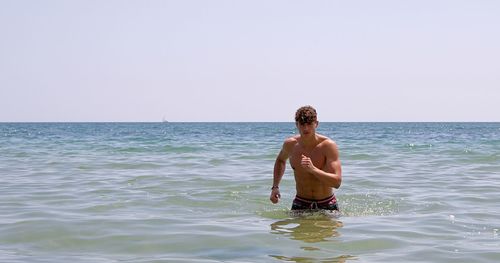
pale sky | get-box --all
[1,0,499,122]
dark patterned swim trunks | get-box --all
[291,194,339,211]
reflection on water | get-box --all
[269,254,356,263]
[271,212,343,243]
[269,212,357,262]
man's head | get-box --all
[295,106,318,137]
[295,105,318,125]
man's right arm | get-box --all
[270,139,292,204]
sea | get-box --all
[1,122,499,263]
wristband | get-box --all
[271,186,279,190]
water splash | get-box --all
[338,193,401,217]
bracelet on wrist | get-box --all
[271,186,279,190]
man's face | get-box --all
[296,121,318,137]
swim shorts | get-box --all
[291,194,339,211]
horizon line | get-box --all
[1,121,500,123]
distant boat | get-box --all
[162,116,169,123]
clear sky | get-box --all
[1,0,499,122]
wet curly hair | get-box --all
[295,105,317,124]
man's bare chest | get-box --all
[289,145,326,170]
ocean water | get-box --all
[1,122,499,263]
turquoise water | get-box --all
[1,122,499,262]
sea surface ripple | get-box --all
[1,122,499,262]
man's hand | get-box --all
[301,154,316,172]
[270,188,281,204]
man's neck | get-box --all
[300,134,318,147]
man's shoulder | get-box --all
[281,136,299,154]
[317,135,338,148]
[284,135,300,145]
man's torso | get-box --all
[288,134,333,200]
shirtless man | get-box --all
[270,105,342,211]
